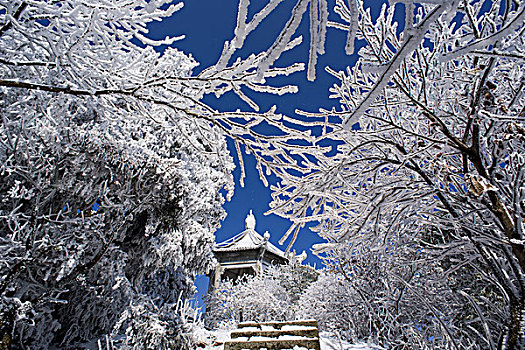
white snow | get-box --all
[281,325,318,331]
[319,332,384,350]
[260,325,276,331]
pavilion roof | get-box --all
[213,228,287,260]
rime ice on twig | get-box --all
[265,0,525,347]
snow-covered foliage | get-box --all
[0,45,229,350]
[241,0,525,348]
[205,263,318,328]
[300,238,495,349]
[0,0,319,347]
[297,273,357,341]
[3,0,525,348]
[0,0,308,348]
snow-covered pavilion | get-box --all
[209,210,288,290]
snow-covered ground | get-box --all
[319,332,385,350]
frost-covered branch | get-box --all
[261,0,525,347]
[339,0,460,128]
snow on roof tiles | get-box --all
[213,228,287,259]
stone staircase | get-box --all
[223,319,321,350]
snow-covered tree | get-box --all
[300,235,498,349]
[3,0,524,348]
[236,0,525,348]
[0,1,308,348]
[297,272,357,342]
[0,5,229,349]
[205,262,318,328]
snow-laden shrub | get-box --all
[297,273,357,342]
[205,263,318,327]
[298,234,504,349]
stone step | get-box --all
[223,337,321,350]
[225,319,321,350]
[231,327,319,339]
[237,319,318,329]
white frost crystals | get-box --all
[264,0,525,348]
[0,0,324,347]
[2,0,525,349]
[0,1,238,349]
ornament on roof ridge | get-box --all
[245,209,256,230]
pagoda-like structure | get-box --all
[209,210,288,290]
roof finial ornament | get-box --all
[245,209,256,230]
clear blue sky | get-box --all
[147,0,393,309]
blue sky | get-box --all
[147,0,393,307]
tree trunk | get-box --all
[501,299,525,349]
